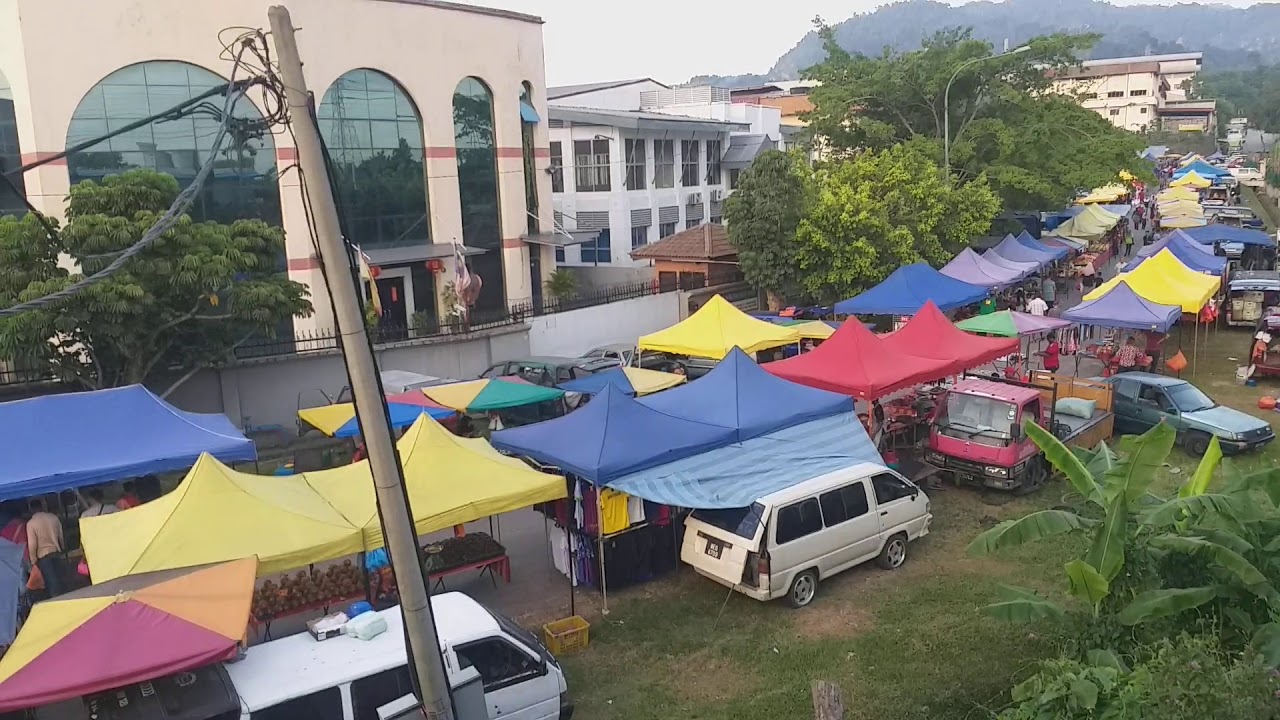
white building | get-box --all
[1050,52,1209,133]
[544,79,781,282]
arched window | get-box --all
[453,76,503,313]
[0,69,25,217]
[65,61,280,225]
[317,69,427,250]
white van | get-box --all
[14,593,571,720]
[681,462,932,608]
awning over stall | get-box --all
[558,367,686,396]
[981,249,1040,279]
[638,294,800,359]
[881,301,1019,376]
[1083,249,1220,313]
[833,263,987,316]
[991,234,1057,266]
[1061,281,1182,333]
[0,386,256,501]
[940,248,1025,288]
[1178,223,1275,247]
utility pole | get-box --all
[267,7,455,719]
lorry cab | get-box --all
[681,462,932,609]
[8,594,571,720]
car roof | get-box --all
[225,593,497,712]
[1114,372,1187,387]
[589,343,634,353]
[756,462,891,507]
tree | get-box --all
[792,143,1000,303]
[0,169,311,393]
[803,26,1154,210]
[722,150,813,308]
[1190,67,1280,134]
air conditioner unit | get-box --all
[709,189,723,202]
[686,192,702,205]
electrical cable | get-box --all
[0,40,256,319]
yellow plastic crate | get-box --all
[542,615,590,655]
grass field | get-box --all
[558,341,1280,720]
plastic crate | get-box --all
[542,615,590,655]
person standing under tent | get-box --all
[1026,293,1048,317]
[26,499,65,597]
[78,488,117,518]
[1124,229,1135,257]
[1042,332,1062,373]
[1040,276,1057,310]
[1116,336,1142,373]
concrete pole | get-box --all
[267,8,455,719]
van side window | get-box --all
[871,473,916,505]
[454,637,544,693]
[251,687,343,720]
[775,498,823,544]
[352,666,415,720]
[818,482,870,527]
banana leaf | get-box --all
[1117,586,1218,625]
[1142,494,1251,528]
[983,585,1065,622]
[967,510,1097,557]
[1087,494,1128,581]
[1105,423,1177,503]
[1025,419,1103,507]
[1065,559,1110,609]
[1224,467,1280,508]
[1180,435,1223,498]
[1151,535,1274,599]
[1251,623,1280,667]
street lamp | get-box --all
[943,45,1031,180]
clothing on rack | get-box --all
[599,489,630,535]
[627,494,646,525]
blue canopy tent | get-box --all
[1126,234,1226,275]
[558,367,639,396]
[1174,160,1230,179]
[0,539,21,645]
[639,347,852,441]
[991,234,1057,266]
[1140,145,1168,161]
[490,384,736,484]
[1061,281,1182,333]
[833,263,988,316]
[1016,231,1069,260]
[333,403,455,438]
[982,249,1039,280]
[607,413,881,509]
[1177,224,1275,247]
[0,385,256,501]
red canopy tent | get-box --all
[764,317,955,400]
[881,301,1019,374]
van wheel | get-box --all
[1184,431,1212,457]
[786,570,818,608]
[877,534,908,570]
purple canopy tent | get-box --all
[940,248,1024,288]
[1016,231,1069,261]
[1060,281,1181,333]
[1153,229,1222,256]
[991,234,1056,267]
[982,249,1039,280]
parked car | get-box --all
[481,356,619,387]
[1104,373,1275,454]
[581,345,717,379]
[681,462,932,608]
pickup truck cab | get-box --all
[924,373,1115,493]
[681,462,931,608]
[1105,373,1275,455]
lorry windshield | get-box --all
[936,393,1017,447]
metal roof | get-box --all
[723,134,775,168]
[363,242,486,266]
[548,105,749,133]
[547,78,668,100]
[374,0,542,24]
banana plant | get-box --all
[969,421,1240,624]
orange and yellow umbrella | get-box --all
[0,558,256,712]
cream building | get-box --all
[0,0,558,336]
[1050,52,1210,133]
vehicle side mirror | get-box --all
[1011,423,1023,441]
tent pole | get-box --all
[597,484,609,615]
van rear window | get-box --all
[690,503,765,540]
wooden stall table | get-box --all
[422,532,510,593]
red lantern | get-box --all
[368,264,382,279]
[425,259,444,273]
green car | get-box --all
[1104,372,1275,455]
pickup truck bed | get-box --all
[1028,371,1116,449]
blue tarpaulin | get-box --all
[639,348,852,441]
[1016,231,1069,260]
[833,263,988,316]
[0,539,21,645]
[0,385,256,500]
[606,413,881,509]
[1177,224,1275,247]
[334,403,455,438]
[519,101,540,123]
[491,384,736,483]
[1173,160,1229,179]
[558,368,639,396]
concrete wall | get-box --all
[526,291,684,357]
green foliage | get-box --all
[968,510,1097,556]
[543,269,578,302]
[1190,67,1280,134]
[1117,587,1219,626]
[0,169,311,390]
[982,585,1064,623]
[792,143,1000,302]
[996,634,1280,720]
[722,151,813,306]
[1065,560,1110,615]
[802,27,1154,210]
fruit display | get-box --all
[251,560,364,621]
[423,532,505,571]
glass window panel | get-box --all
[395,90,417,119]
[101,85,150,119]
[109,125,157,153]
[369,120,401,149]
[74,87,108,119]
[452,76,503,311]
[66,117,110,148]
[146,85,192,115]
[144,61,198,87]
[398,120,423,149]
[100,65,147,86]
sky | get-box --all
[487,0,1270,86]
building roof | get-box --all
[631,223,737,262]
[1081,51,1202,67]
[547,78,668,100]
[548,105,749,133]
[1056,61,1161,79]
[723,134,775,168]
[375,0,542,24]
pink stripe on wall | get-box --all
[276,147,298,162]
[20,152,67,167]
[425,147,457,159]
[287,256,320,271]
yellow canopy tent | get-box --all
[638,294,801,359]
[615,366,687,394]
[788,321,836,340]
[1084,249,1220,313]
[1048,203,1123,243]
[1157,186,1198,201]
[80,455,366,583]
[1161,215,1208,229]
[1157,199,1204,217]
[1179,153,1204,167]
[307,415,566,549]
[1076,184,1129,204]
[1118,170,1137,182]
[1171,171,1211,188]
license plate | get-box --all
[704,540,723,559]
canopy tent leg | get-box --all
[597,485,609,615]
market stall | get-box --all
[940,248,1025,289]
[1061,282,1183,375]
[1122,235,1226,275]
[833,263,988,316]
[990,234,1058,267]
[881,302,1020,375]
[1177,223,1274,248]
[558,366,686,396]
[1014,231,1070,261]
[981,248,1040,280]
[638,294,801,360]
[0,558,256,712]
[1084,249,1220,313]
[955,310,1072,338]
[1171,171,1211,189]
[298,396,455,438]
[0,385,256,501]
[421,377,565,412]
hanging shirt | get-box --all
[627,495,646,525]
[599,490,630,535]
